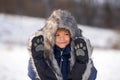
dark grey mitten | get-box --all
[68,37,89,80]
[31,35,44,60]
[74,37,89,63]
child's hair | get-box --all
[56,28,71,36]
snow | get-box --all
[0,13,120,80]
[0,43,31,80]
[78,25,119,49]
[0,13,45,44]
[92,48,120,80]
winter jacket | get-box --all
[28,9,97,80]
[54,44,71,80]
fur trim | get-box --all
[82,59,93,80]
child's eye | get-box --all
[55,34,60,36]
[65,33,69,36]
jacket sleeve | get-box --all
[28,58,38,80]
[88,60,97,80]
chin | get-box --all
[59,45,66,48]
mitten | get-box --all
[31,35,44,60]
[74,37,89,63]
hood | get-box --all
[45,9,82,38]
[28,9,84,59]
[41,9,82,56]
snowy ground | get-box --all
[0,43,31,80]
[0,13,120,80]
[92,48,120,80]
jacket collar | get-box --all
[54,44,71,56]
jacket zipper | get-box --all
[60,51,63,70]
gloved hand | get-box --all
[74,37,89,63]
[31,35,44,60]
[30,35,57,80]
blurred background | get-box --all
[0,0,120,29]
[0,0,120,80]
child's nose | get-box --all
[60,36,64,41]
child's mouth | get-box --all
[59,42,67,44]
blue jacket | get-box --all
[54,45,71,80]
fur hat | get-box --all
[45,9,82,39]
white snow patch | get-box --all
[0,43,31,80]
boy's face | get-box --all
[55,29,70,48]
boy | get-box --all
[28,9,97,80]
